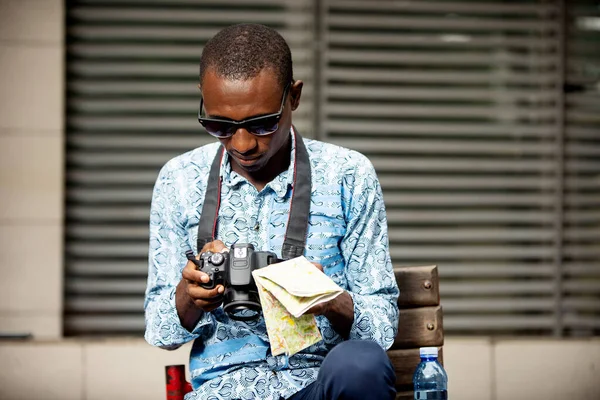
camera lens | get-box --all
[209,252,225,266]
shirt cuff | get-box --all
[145,286,211,349]
[315,315,344,347]
[346,291,396,350]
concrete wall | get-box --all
[0,0,64,339]
[0,2,599,400]
[1,338,599,400]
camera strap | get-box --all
[197,128,311,260]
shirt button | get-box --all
[254,223,260,231]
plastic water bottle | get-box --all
[413,347,448,399]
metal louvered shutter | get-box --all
[321,0,569,335]
[563,0,600,336]
[65,0,598,337]
[64,0,316,335]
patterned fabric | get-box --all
[144,131,400,400]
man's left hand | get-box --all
[305,262,354,338]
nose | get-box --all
[229,128,258,155]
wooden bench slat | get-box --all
[392,305,444,350]
[395,390,413,400]
[395,265,440,308]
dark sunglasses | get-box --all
[198,83,291,138]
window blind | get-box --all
[321,0,574,335]
[65,0,599,337]
[64,0,316,335]
[562,0,600,336]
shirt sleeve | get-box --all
[144,160,213,350]
[340,155,400,350]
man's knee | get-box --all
[322,340,389,371]
[319,340,396,399]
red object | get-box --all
[165,365,193,400]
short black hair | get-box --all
[199,24,293,90]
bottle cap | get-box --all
[420,347,438,357]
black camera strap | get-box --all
[197,128,311,260]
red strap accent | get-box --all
[212,149,225,240]
[283,129,298,243]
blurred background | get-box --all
[1,0,598,399]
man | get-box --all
[145,23,399,400]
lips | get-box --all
[234,155,262,167]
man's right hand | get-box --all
[176,240,228,330]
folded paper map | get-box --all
[252,256,344,356]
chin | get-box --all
[237,158,267,173]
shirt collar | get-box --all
[220,126,297,199]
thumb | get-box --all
[201,240,228,255]
[311,262,324,273]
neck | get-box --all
[232,134,292,191]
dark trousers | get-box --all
[287,340,396,400]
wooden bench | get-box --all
[387,265,444,400]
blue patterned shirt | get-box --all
[145,132,399,400]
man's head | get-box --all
[198,24,303,182]
[199,23,293,91]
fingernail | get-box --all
[218,286,224,294]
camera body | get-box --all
[188,243,279,320]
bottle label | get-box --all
[414,390,448,399]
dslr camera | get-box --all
[186,243,280,321]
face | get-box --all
[200,68,302,175]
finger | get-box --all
[182,261,211,284]
[201,240,228,255]
[194,293,224,306]
[202,301,223,313]
[306,304,325,316]
[188,284,225,301]
[192,291,225,311]
[310,262,324,273]
[193,296,223,310]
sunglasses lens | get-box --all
[248,116,280,136]
[199,114,281,137]
[201,120,235,138]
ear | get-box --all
[289,80,303,111]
